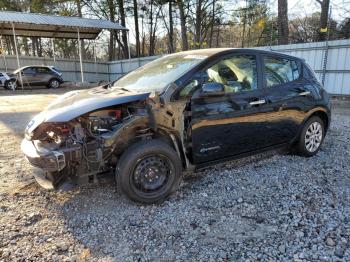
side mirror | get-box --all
[201,82,225,96]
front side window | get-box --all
[179,54,257,98]
[264,56,300,87]
[22,67,36,74]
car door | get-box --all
[189,53,271,164]
[259,55,314,146]
[35,67,51,85]
[21,67,37,85]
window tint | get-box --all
[179,54,257,98]
[264,57,299,87]
[303,63,317,81]
[22,67,36,74]
[36,67,51,73]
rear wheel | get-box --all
[295,116,325,157]
[5,79,17,90]
[116,139,182,204]
[47,79,60,89]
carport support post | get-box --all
[77,28,84,83]
[51,38,56,63]
[93,40,98,81]
[0,35,7,71]
[127,30,131,60]
[11,22,23,90]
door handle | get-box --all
[299,91,311,96]
[249,99,266,106]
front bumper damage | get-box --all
[21,139,66,189]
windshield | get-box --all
[112,53,207,93]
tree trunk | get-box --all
[133,0,140,57]
[117,0,129,59]
[168,0,174,53]
[277,0,289,45]
[76,0,85,59]
[32,37,36,56]
[216,25,220,47]
[38,38,42,57]
[108,0,116,61]
[23,37,29,56]
[209,0,215,47]
[178,0,188,50]
[241,6,247,47]
[194,0,202,49]
[141,14,145,56]
[149,0,155,55]
[318,0,330,41]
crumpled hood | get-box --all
[26,86,150,135]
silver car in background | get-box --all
[1,65,63,90]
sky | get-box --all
[119,0,349,45]
[274,0,348,20]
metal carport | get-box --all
[0,11,129,88]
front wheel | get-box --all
[5,79,17,90]
[294,116,325,157]
[116,139,183,204]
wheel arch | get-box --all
[153,128,189,169]
[48,77,62,85]
[292,107,330,146]
[305,107,330,133]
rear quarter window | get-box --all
[263,56,300,88]
[36,67,51,73]
[303,63,318,81]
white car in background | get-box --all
[0,72,14,90]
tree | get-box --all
[194,0,202,48]
[133,0,141,57]
[177,0,188,50]
[116,0,129,59]
[277,0,289,44]
[76,0,86,59]
[168,0,174,53]
[316,0,330,41]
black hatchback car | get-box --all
[21,48,331,203]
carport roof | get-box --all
[0,11,128,39]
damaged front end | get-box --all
[21,87,152,189]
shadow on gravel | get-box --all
[0,111,39,138]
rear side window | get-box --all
[263,56,300,87]
[36,67,51,73]
[303,63,318,81]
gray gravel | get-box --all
[0,93,350,261]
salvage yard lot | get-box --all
[0,89,350,261]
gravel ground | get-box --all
[0,90,350,261]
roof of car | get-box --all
[171,48,302,61]
[16,65,53,70]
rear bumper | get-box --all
[21,139,66,172]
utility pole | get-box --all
[321,5,332,86]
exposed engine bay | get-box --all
[20,83,193,190]
[22,100,159,187]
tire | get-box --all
[47,79,60,89]
[116,139,183,204]
[295,116,325,157]
[4,79,17,90]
